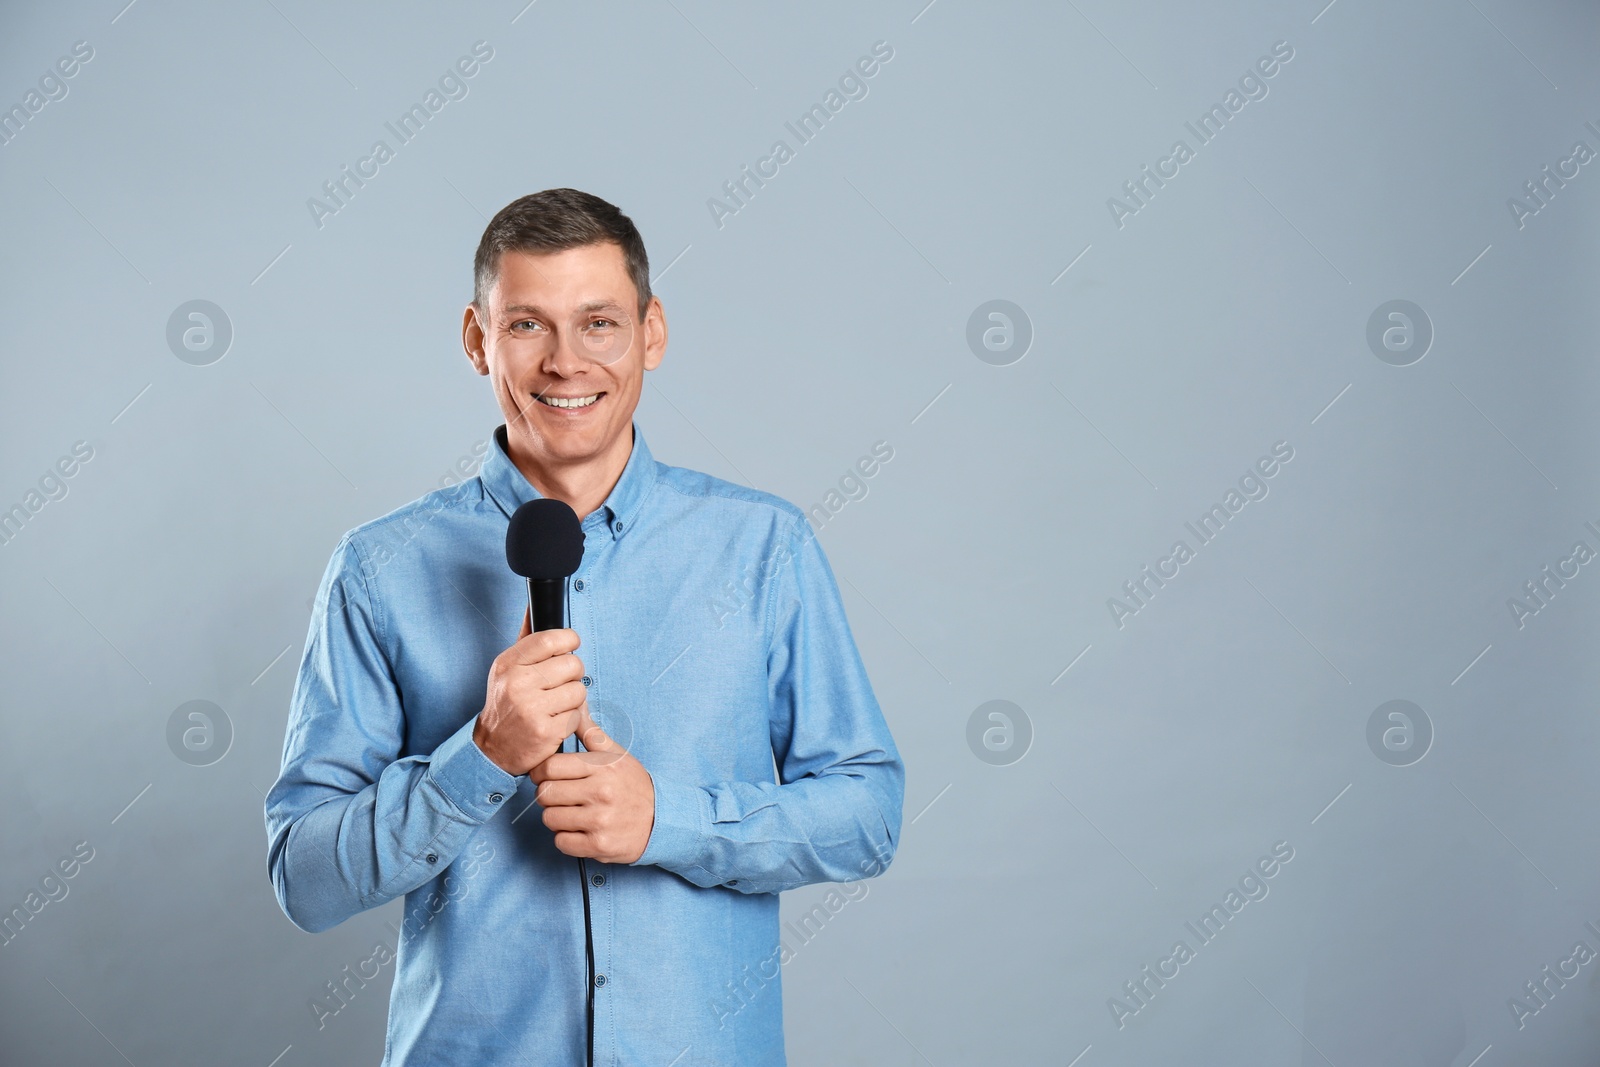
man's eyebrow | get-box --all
[499,299,629,317]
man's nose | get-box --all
[541,330,590,376]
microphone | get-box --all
[505,498,585,631]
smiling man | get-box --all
[264,188,905,1066]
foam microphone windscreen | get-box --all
[505,498,585,580]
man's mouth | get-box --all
[535,392,604,409]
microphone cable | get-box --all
[566,581,596,1067]
[574,739,596,1067]
[576,858,595,1065]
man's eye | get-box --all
[588,319,616,329]
[511,320,544,333]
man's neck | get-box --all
[507,425,634,522]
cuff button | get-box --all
[489,792,504,803]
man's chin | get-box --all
[508,420,610,462]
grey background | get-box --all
[2,0,1597,1064]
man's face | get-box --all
[464,242,665,469]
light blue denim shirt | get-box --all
[264,422,904,1066]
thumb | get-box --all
[576,702,612,752]
[518,604,531,640]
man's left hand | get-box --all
[530,705,656,864]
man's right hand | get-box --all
[473,608,587,777]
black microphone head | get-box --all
[505,498,584,580]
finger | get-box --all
[574,703,612,752]
[529,752,590,783]
[507,655,584,698]
[536,656,587,690]
[574,703,629,767]
[514,627,580,661]
[540,804,588,832]
[510,627,581,665]
[552,830,593,859]
[518,605,531,640]
[510,659,583,700]
[543,680,588,715]
[533,778,581,808]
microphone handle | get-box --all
[526,576,583,755]
[526,577,567,633]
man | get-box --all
[264,188,904,1066]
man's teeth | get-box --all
[539,393,600,409]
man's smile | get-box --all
[535,391,605,410]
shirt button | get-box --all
[425,853,438,864]
[591,872,606,887]
[573,579,584,592]
[582,675,592,687]
[594,974,607,988]
[488,792,504,804]
[614,521,623,532]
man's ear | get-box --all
[643,296,667,372]
[462,304,489,375]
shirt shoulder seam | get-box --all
[654,468,807,524]
[338,533,386,646]
[339,482,481,646]
[346,479,481,539]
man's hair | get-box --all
[472,188,652,321]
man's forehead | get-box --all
[489,245,634,315]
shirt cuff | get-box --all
[633,774,710,871]
[427,715,520,823]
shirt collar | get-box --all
[482,422,657,542]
